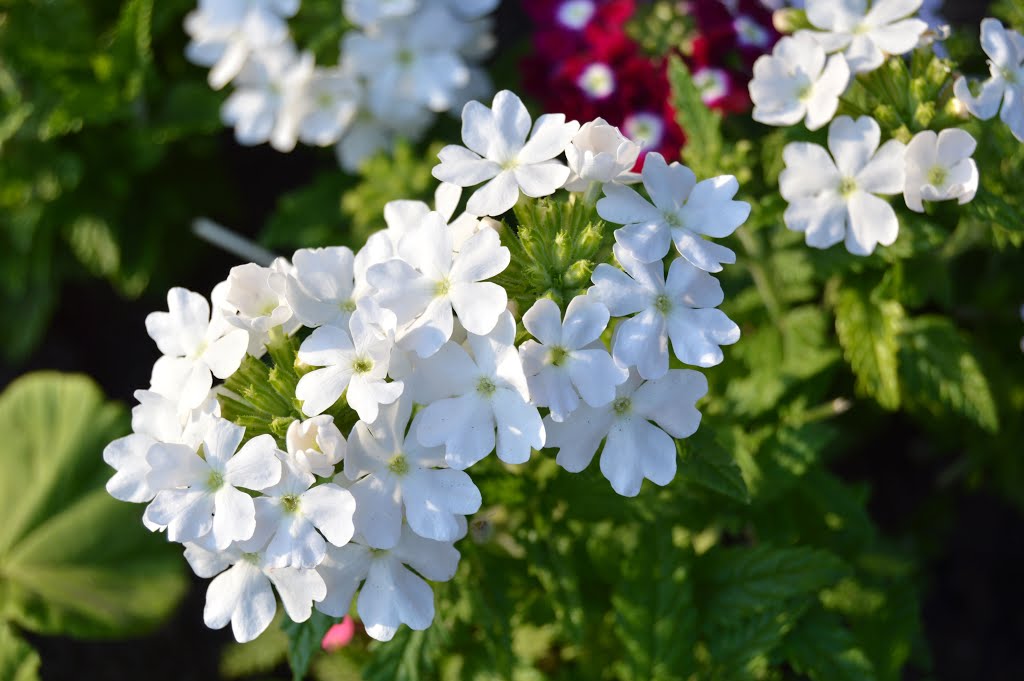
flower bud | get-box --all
[564,118,640,192]
[322,617,356,652]
[772,9,810,34]
[286,415,346,478]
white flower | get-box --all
[442,0,500,20]
[222,45,314,152]
[185,540,326,644]
[520,296,628,422]
[903,129,979,213]
[564,118,641,191]
[545,370,708,497]
[298,68,361,147]
[223,261,293,335]
[254,456,356,568]
[749,33,851,131]
[590,247,741,380]
[144,419,282,548]
[343,0,417,27]
[285,247,362,329]
[381,183,491,254]
[368,211,510,358]
[597,152,750,273]
[433,90,580,216]
[145,288,249,409]
[343,5,471,122]
[184,0,297,89]
[953,18,1024,142]
[296,309,404,422]
[798,0,928,74]
[104,391,218,504]
[780,115,906,255]
[415,311,545,470]
[316,526,460,641]
[286,416,347,478]
[346,396,481,548]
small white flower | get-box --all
[145,288,249,409]
[254,456,357,568]
[442,0,500,20]
[286,416,347,478]
[749,33,851,131]
[545,370,708,497]
[564,118,641,191]
[433,90,580,216]
[799,0,928,74]
[415,311,545,470]
[368,211,510,358]
[346,396,481,548]
[316,526,460,642]
[185,540,326,644]
[953,18,1024,142]
[223,261,293,335]
[590,247,741,380]
[520,296,628,422]
[285,247,362,329]
[296,309,404,422]
[297,68,361,147]
[903,129,979,213]
[780,115,906,255]
[144,419,282,548]
[597,152,750,272]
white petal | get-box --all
[613,308,669,380]
[212,485,257,549]
[589,263,650,316]
[225,434,283,490]
[561,295,610,350]
[632,369,707,438]
[843,33,885,73]
[267,567,327,624]
[296,366,353,417]
[205,562,271,642]
[518,114,579,164]
[302,483,357,547]
[828,115,880,176]
[359,560,433,641]
[845,190,899,255]
[779,142,841,201]
[522,298,564,347]
[612,222,672,264]
[297,324,354,367]
[417,394,495,470]
[671,229,737,273]
[104,434,157,503]
[316,543,372,617]
[433,144,502,186]
[642,153,696,212]
[450,226,510,283]
[449,282,506,336]
[403,468,481,541]
[678,175,750,239]
[567,349,629,408]
[466,170,520,217]
[545,406,614,473]
[784,193,850,250]
[600,417,676,497]
[597,182,662,225]
[513,161,571,198]
[856,139,906,195]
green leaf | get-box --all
[782,609,876,681]
[363,626,444,681]
[0,624,40,681]
[667,56,724,178]
[699,545,848,628]
[282,611,336,681]
[611,531,697,680]
[221,614,289,679]
[706,601,806,681]
[898,316,999,432]
[833,284,905,410]
[0,372,187,638]
[678,429,750,504]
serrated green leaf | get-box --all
[611,531,696,680]
[833,284,904,410]
[706,601,807,681]
[0,372,187,638]
[668,56,723,177]
[0,624,40,681]
[283,611,337,681]
[678,429,750,504]
[782,609,876,681]
[898,316,999,432]
[699,545,848,628]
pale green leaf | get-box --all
[833,285,904,410]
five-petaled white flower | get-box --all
[146,287,249,410]
[780,115,906,255]
[597,152,750,273]
[296,309,404,422]
[415,311,545,470]
[144,419,282,549]
[519,296,628,422]
[285,247,362,330]
[185,538,326,644]
[545,370,708,497]
[316,526,460,642]
[433,90,580,216]
[749,33,851,131]
[953,18,1024,142]
[903,128,979,213]
[346,396,482,548]
[590,246,741,380]
[368,211,510,358]
[798,0,928,74]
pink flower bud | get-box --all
[321,616,356,652]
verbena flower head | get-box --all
[104,94,745,646]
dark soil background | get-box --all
[5,1,1023,679]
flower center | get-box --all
[928,165,948,186]
[339,298,357,313]
[397,48,415,66]
[316,91,334,108]
[242,552,260,565]
[476,376,497,397]
[613,397,632,415]
[623,112,664,151]
[435,277,452,296]
[663,211,683,228]
[207,469,224,491]
[839,176,858,197]
[734,16,770,47]
[577,62,616,99]
[796,81,813,101]
[654,294,673,315]
[388,453,410,476]
[352,357,374,374]
[550,346,570,367]
[557,0,595,30]
[281,494,301,514]
[693,67,729,104]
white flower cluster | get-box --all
[749,0,984,255]
[184,0,497,169]
[104,90,745,643]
